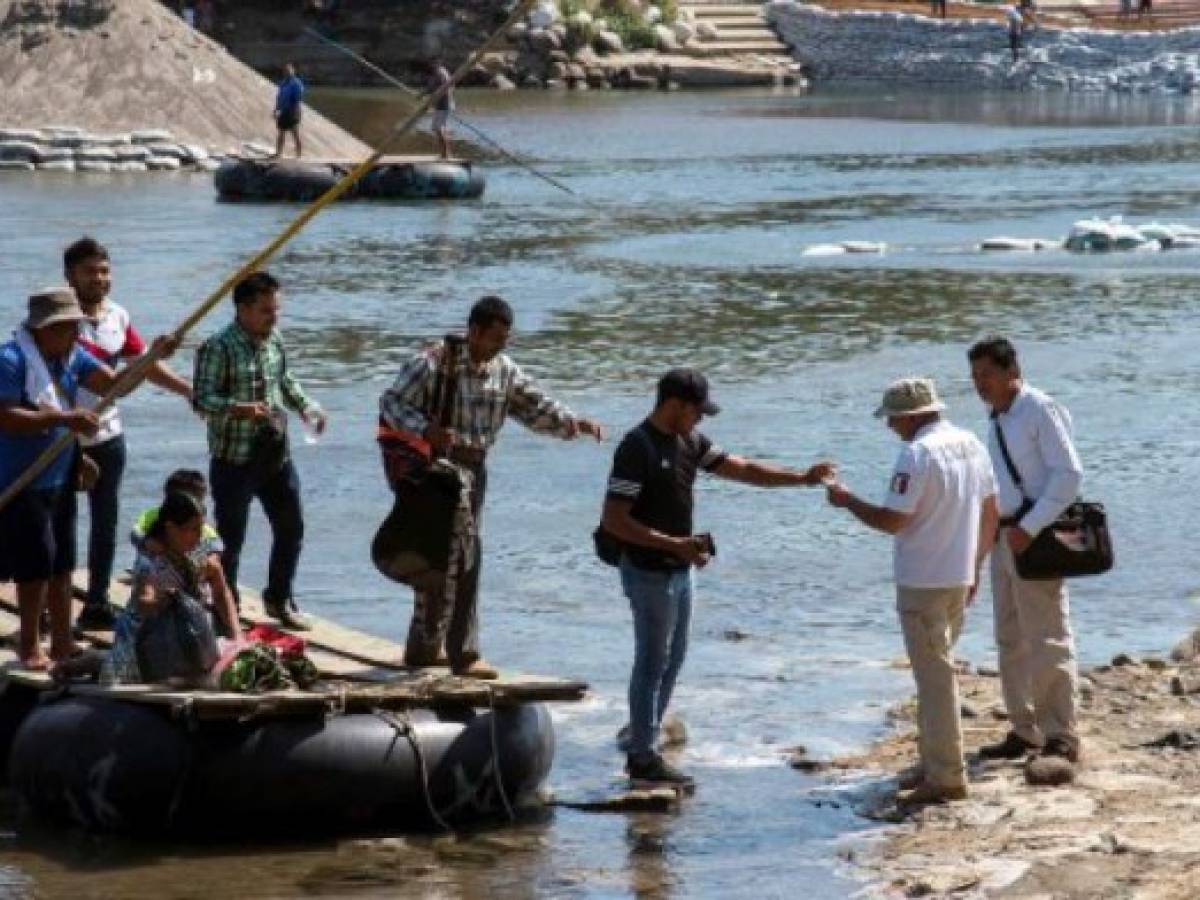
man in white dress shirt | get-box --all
[827,377,997,805]
[968,337,1083,770]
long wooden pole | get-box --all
[0,0,536,515]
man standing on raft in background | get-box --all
[273,62,305,159]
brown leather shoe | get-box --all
[453,659,499,679]
[897,780,968,806]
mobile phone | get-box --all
[697,532,716,557]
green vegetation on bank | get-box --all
[558,0,678,51]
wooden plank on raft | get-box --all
[0,575,588,719]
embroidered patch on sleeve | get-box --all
[891,472,910,495]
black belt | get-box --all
[998,514,1022,528]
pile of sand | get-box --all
[0,0,367,157]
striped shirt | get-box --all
[192,323,312,464]
[76,299,146,446]
[379,340,577,451]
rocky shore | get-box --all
[768,0,1200,93]
[824,631,1200,897]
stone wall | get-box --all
[767,0,1200,92]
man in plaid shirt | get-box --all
[380,295,604,678]
[193,271,326,630]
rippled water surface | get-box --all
[1,86,1200,897]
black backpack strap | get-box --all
[991,411,1030,503]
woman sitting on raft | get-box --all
[107,492,239,685]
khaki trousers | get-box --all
[897,585,969,790]
[991,535,1079,749]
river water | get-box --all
[1,85,1200,897]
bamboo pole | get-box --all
[0,0,537,516]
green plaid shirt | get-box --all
[192,323,312,464]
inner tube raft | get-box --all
[9,695,552,835]
[214,158,486,202]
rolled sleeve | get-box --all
[1021,403,1083,535]
[506,362,575,438]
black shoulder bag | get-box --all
[372,337,465,590]
[993,415,1114,580]
[593,426,657,567]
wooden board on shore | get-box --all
[0,572,588,717]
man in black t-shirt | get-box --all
[601,368,835,784]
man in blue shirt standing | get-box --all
[273,63,304,159]
[0,289,121,670]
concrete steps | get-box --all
[679,1,794,58]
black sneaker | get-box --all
[978,730,1040,760]
[626,752,694,786]
[1040,736,1081,764]
[76,602,117,631]
[265,599,311,632]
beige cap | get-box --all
[26,287,85,330]
[873,377,946,418]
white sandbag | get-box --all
[47,134,91,148]
[36,159,76,172]
[1065,216,1148,252]
[148,143,189,161]
[1166,235,1200,249]
[34,147,74,163]
[840,241,886,254]
[75,147,119,162]
[1137,221,1176,243]
[131,128,174,144]
[112,161,148,173]
[0,160,34,172]
[0,128,44,142]
[0,140,40,161]
[181,144,209,163]
[115,145,152,162]
[147,157,181,171]
[77,160,114,173]
[240,141,274,159]
[41,125,83,137]
[980,237,1058,251]
[86,134,132,147]
[194,158,220,172]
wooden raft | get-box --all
[0,573,587,720]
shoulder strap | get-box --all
[434,335,463,429]
[991,412,1030,500]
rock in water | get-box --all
[1025,755,1075,786]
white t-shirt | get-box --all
[883,419,997,588]
[76,300,146,446]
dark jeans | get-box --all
[83,434,126,607]
[405,462,486,668]
[210,457,304,609]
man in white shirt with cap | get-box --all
[968,337,1083,772]
[826,377,998,805]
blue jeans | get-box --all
[210,458,304,608]
[83,435,126,607]
[621,558,693,757]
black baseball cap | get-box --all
[657,368,720,415]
